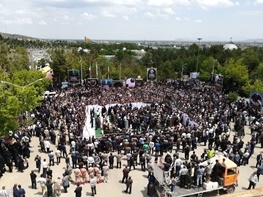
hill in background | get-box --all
[0,32,39,40]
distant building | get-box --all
[223,42,238,50]
[84,36,91,44]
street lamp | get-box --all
[181,63,187,81]
[212,59,217,83]
[0,78,44,89]
[196,37,202,72]
[78,47,89,85]
[78,47,84,85]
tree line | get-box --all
[1,35,263,135]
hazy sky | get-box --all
[0,0,263,41]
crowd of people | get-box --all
[0,80,263,196]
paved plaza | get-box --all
[1,123,263,197]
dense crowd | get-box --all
[0,80,263,196]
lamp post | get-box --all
[212,59,217,83]
[80,56,83,84]
[196,37,202,72]
[78,47,83,85]
[181,63,187,81]
[1,78,44,89]
[78,47,89,85]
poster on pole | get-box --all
[68,69,80,85]
[147,68,157,81]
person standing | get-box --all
[16,185,26,197]
[42,159,48,177]
[179,166,188,188]
[36,174,46,196]
[90,175,97,196]
[129,157,136,170]
[175,156,182,177]
[62,174,70,193]
[125,176,133,194]
[256,152,262,168]
[44,139,51,153]
[140,154,146,171]
[53,177,61,197]
[184,145,190,160]
[147,175,156,195]
[204,161,212,183]
[102,163,110,183]
[48,150,55,166]
[109,153,114,169]
[46,167,53,180]
[147,161,154,178]
[196,166,204,187]
[55,149,61,165]
[13,184,19,197]
[256,164,263,180]
[30,170,37,189]
[0,186,9,197]
[34,155,41,173]
[115,153,122,169]
[74,183,82,197]
[45,178,53,197]
[122,166,130,183]
[247,171,258,190]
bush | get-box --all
[198,72,211,82]
[228,92,239,102]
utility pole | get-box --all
[196,37,202,72]
[212,59,217,83]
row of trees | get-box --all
[48,43,263,97]
[1,35,263,134]
[2,36,263,97]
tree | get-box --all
[49,49,68,85]
[249,62,263,81]
[0,70,50,135]
[217,58,249,95]
[242,79,263,97]
[0,91,20,135]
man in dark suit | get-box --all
[74,183,82,197]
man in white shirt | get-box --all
[0,186,9,197]
[55,149,61,164]
[36,174,46,195]
[90,176,97,196]
[149,141,154,155]
[48,150,55,166]
[42,159,48,177]
[44,140,51,153]
[175,156,182,177]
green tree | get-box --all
[49,49,68,84]
[242,79,263,97]
[217,58,249,95]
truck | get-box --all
[153,154,239,197]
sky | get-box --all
[0,0,263,41]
